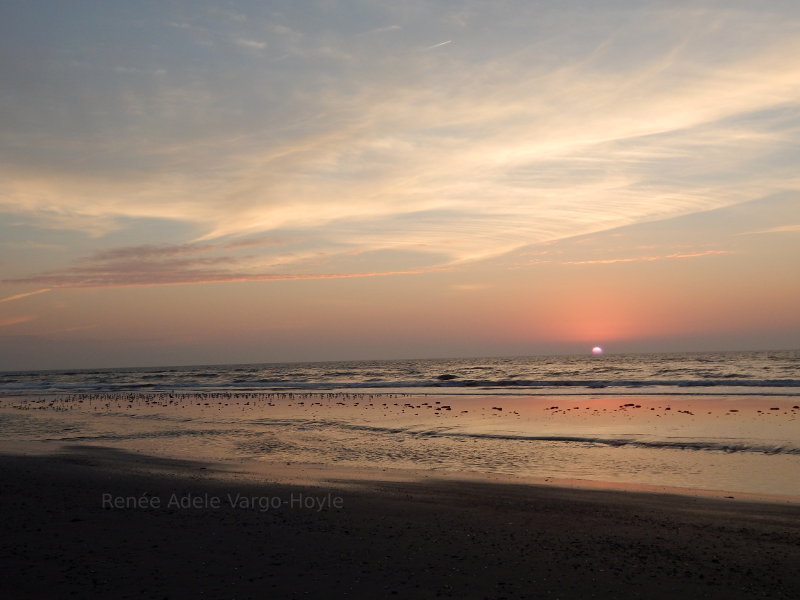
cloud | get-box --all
[561,250,732,266]
[88,244,217,262]
[424,40,452,50]
[2,244,442,288]
[360,25,401,35]
[3,241,64,250]
[0,288,52,303]
[5,266,439,288]
[0,315,36,327]
[234,38,267,50]
[741,224,800,235]
[223,236,291,250]
[1,1,799,275]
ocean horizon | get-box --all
[2,349,798,396]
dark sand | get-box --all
[2,445,800,599]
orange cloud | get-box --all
[0,288,52,303]
[3,242,447,289]
[0,315,36,327]
[563,250,732,265]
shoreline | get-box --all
[3,387,800,498]
[4,389,800,400]
[3,444,800,599]
[6,437,800,505]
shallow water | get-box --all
[2,390,799,496]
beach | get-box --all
[2,379,800,598]
[2,444,800,599]
[3,386,799,496]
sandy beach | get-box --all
[2,443,800,599]
[2,384,800,598]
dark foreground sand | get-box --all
[2,445,800,599]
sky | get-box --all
[1,0,799,370]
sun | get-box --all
[591,346,604,355]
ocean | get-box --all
[1,350,799,497]
[2,350,798,396]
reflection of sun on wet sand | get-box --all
[3,391,800,497]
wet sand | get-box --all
[4,391,800,495]
[2,444,800,599]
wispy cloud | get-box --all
[3,241,64,250]
[360,25,401,36]
[1,1,799,278]
[223,236,290,250]
[5,267,440,288]
[3,244,442,288]
[0,315,36,327]
[0,288,52,303]
[741,224,800,235]
[424,40,452,50]
[88,244,217,262]
[234,38,267,50]
[562,250,732,266]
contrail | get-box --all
[0,288,52,303]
